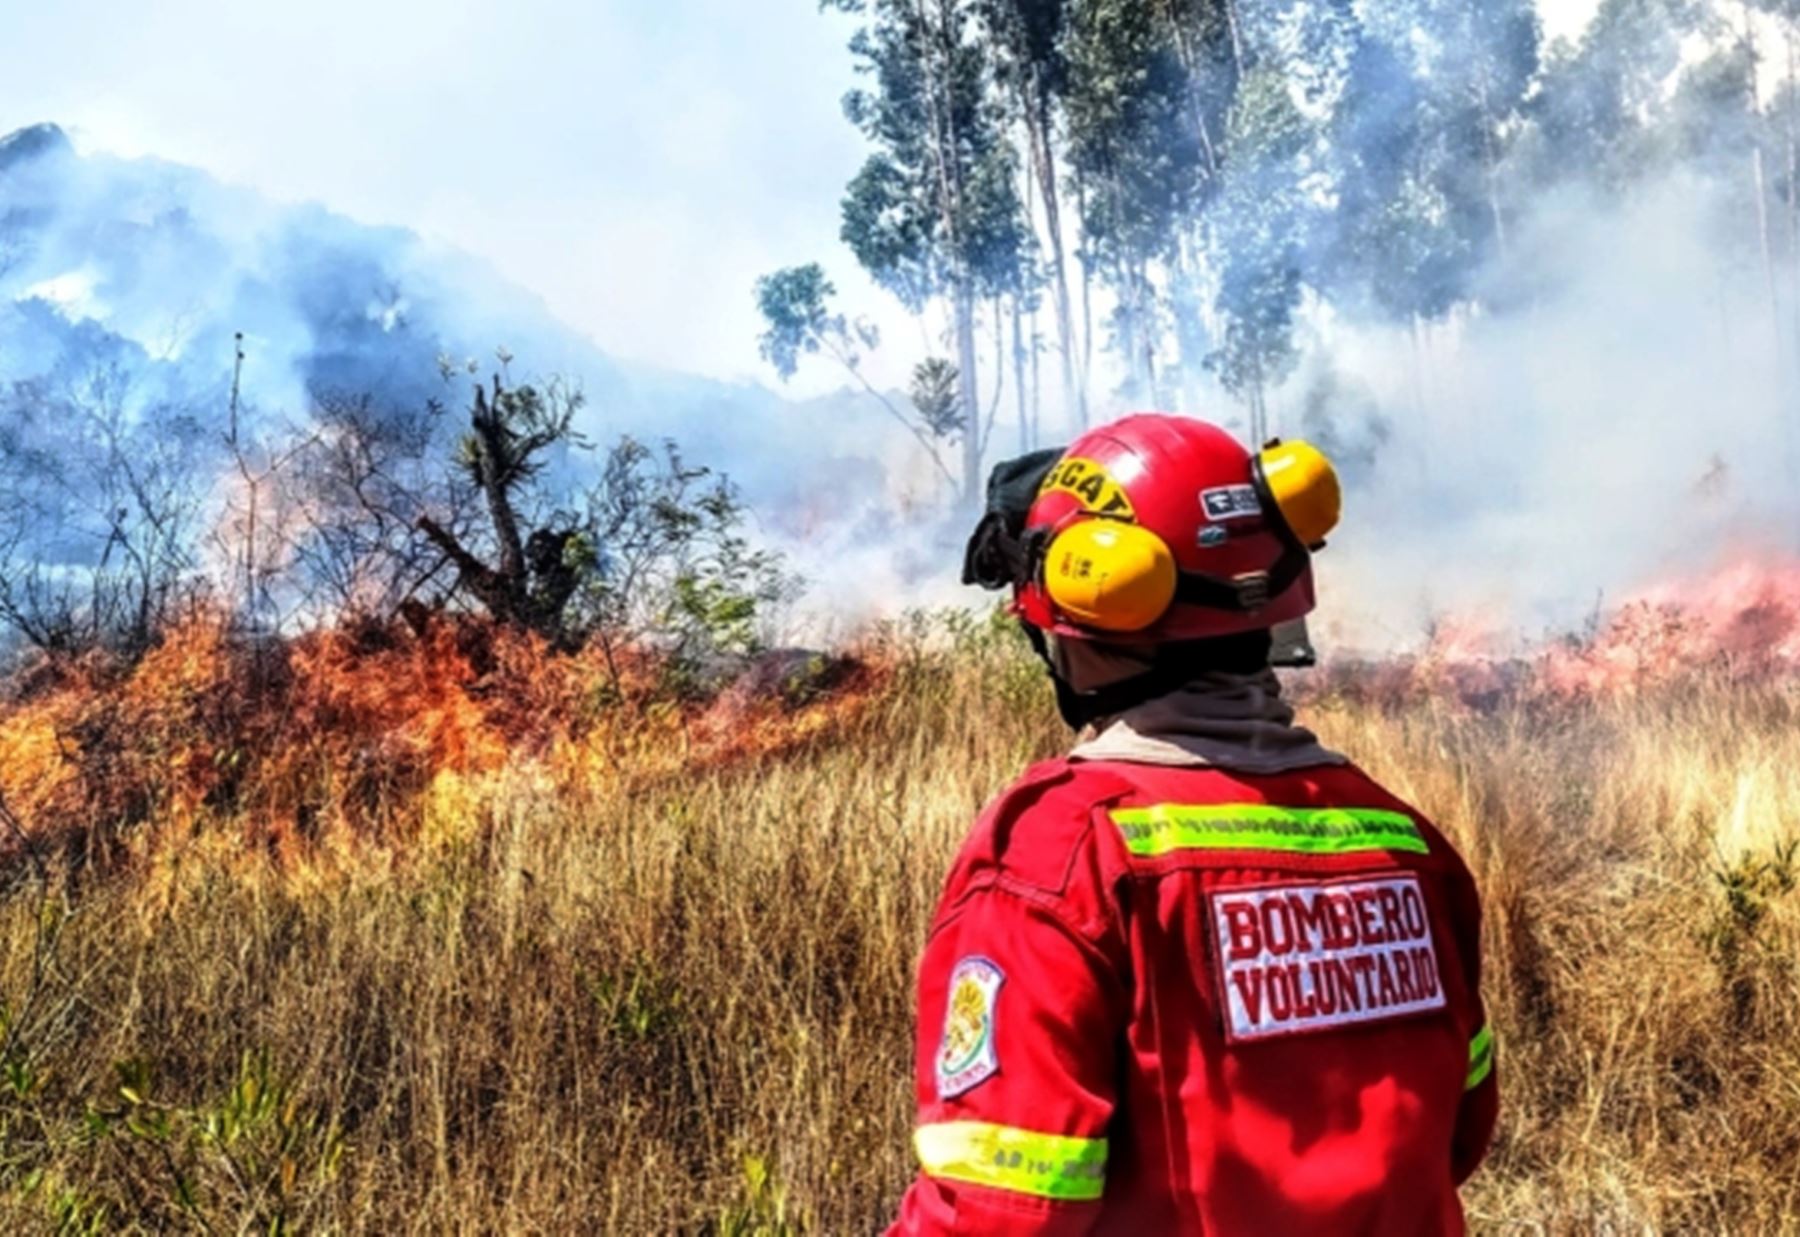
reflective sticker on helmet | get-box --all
[1200,484,1262,521]
[936,956,1004,1099]
[1039,457,1135,517]
[1209,874,1447,1043]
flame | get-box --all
[0,612,886,868]
[1305,553,1800,709]
[8,550,1795,868]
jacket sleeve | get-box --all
[888,880,1125,1236]
[1446,857,1497,1185]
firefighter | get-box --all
[890,414,1496,1235]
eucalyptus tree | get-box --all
[1526,0,1696,194]
[753,262,960,488]
[978,0,1087,424]
[1061,0,1211,403]
[829,0,1031,503]
[1319,0,1538,324]
[1206,66,1312,441]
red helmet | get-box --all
[1009,414,1341,643]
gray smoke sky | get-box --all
[0,0,1600,399]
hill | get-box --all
[0,122,932,550]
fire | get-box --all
[8,550,1795,871]
[0,611,886,870]
[1539,554,1800,697]
[1307,553,1800,709]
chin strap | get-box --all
[1020,623,1152,729]
[1170,535,1309,614]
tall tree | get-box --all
[1159,0,1243,412]
[979,0,1089,424]
[832,0,1029,503]
[1321,0,1538,323]
[1525,0,1698,194]
[415,372,594,640]
[1206,65,1311,441]
[1062,0,1209,402]
[753,263,960,488]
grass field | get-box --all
[0,615,1797,1233]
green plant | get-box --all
[716,1153,796,1237]
[1704,838,1798,1026]
[78,1049,346,1232]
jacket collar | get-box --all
[1068,669,1345,775]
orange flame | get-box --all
[0,612,886,869]
[1305,553,1800,709]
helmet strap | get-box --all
[1169,534,1310,615]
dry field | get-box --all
[0,613,1797,1233]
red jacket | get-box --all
[891,756,1497,1236]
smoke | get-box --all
[0,122,940,639]
[9,7,1800,663]
[1016,0,1800,657]
[1288,174,1800,653]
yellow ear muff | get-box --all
[1043,520,1178,633]
[1256,439,1341,549]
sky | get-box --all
[1,0,1602,396]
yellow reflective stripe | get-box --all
[1109,804,1428,858]
[1466,1024,1495,1090]
[914,1121,1107,1202]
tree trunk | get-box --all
[1111,253,1143,403]
[1756,143,1783,355]
[1788,27,1799,331]
[1076,172,1096,412]
[1029,300,1042,446]
[1023,75,1086,428]
[1162,0,1227,179]
[1249,371,1267,447]
[1132,261,1161,406]
[986,293,1007,453]
[1474,70,1508,261]
[469,383,528,612]
[1744,6,1782,357]
[1221,0,1246,79]
[914,0,982,498]
[954,279,984,503]
[1787,25,1800,432]
[1169,235,1207,415]
[1013,295,1030,451]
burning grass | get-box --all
[0,605,1797,1231]
[0,611,883,873]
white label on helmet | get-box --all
[1200,485,1261,521]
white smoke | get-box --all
[8,102,1800,658]
[1289,172,1798,653]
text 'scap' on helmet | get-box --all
[962,414,1340,644]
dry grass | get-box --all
[0,620,1797,1234]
